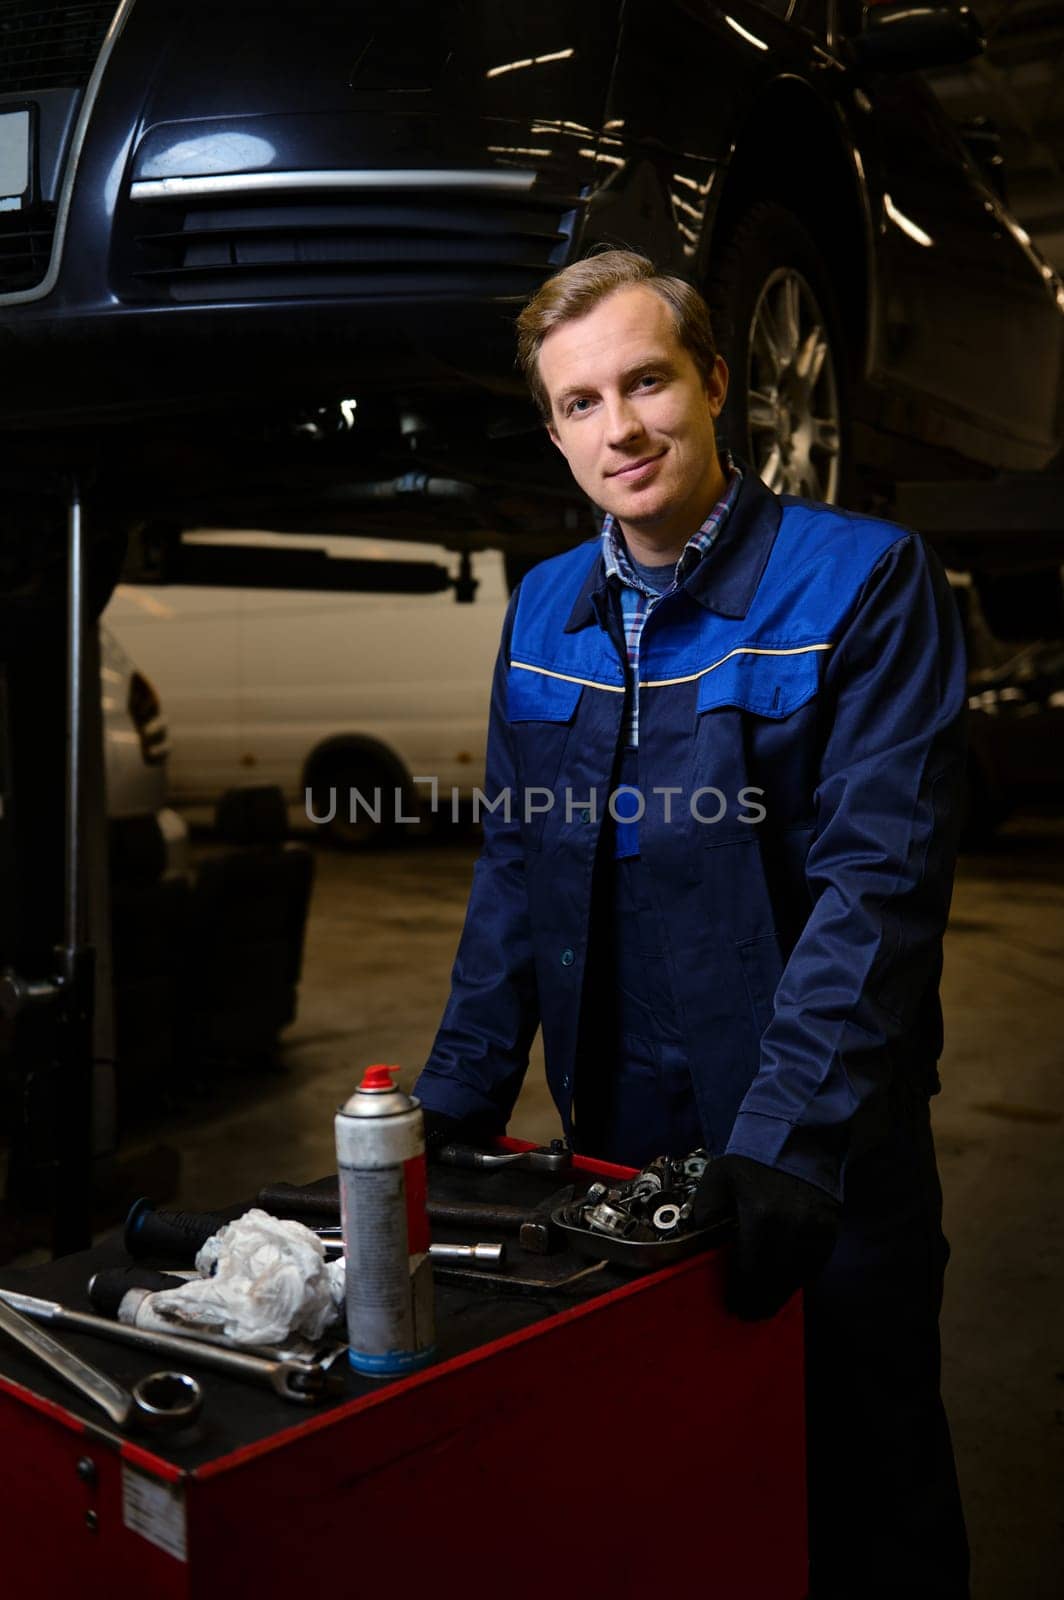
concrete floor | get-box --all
[159,812,1063,1598]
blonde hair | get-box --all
[516,251,718,421]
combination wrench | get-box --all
[0,1294,202,1432]
[0,1288,342,1404]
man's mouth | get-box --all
[608,450,665,481]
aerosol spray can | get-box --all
[335,1064,435,1376]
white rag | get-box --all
[145,1209,341,1346]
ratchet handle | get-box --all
[434,1144,508,1169]
[124,1197,230,1263]
[89,1267,187,1319]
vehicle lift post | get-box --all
[0,477,96,1257]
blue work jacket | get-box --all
[415,469,967,1198]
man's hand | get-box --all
[421,1108,503,1160]
[691,1154,841,1321]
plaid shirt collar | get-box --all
[600,452,743,596]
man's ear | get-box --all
[706,354,729,419]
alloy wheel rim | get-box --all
[746,267,841,502]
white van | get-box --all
[100,623,188,871]
[102,534,510,844]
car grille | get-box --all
[0,0,115,92]
[0,1,119,295]
[0,212,52,286]
[121,190,580,304]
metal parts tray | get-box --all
[551,1207,728,1271]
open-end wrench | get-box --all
[0,1294,202,1432]
[0,1289,340,1405]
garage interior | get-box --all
[1,1,1063,1596]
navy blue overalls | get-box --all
[416,469,970,1595]
[573,745,705,1168]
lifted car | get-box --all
[0,0,1062,573]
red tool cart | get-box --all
[0,1149,807,1599]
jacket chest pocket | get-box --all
[696,648,822,719]
[690,648,823,845]
[506,668,584,848]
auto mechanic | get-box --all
[415,251,969,1598]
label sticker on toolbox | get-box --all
[121,1465,188,1563]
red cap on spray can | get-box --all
[359,1064,401,1092]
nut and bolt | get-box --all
[573,1149,713,1242]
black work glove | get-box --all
[421,1107,504,1160]
[691,1154,841,1321]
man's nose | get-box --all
[604,396,643,449]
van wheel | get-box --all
[707,203,850,503]
[307,752,406,850]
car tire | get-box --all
[707,202,851,504]
[306,749,409,850]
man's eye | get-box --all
[568,396,593,416]
[635,373,661,390]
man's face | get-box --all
[538,284,728,541]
